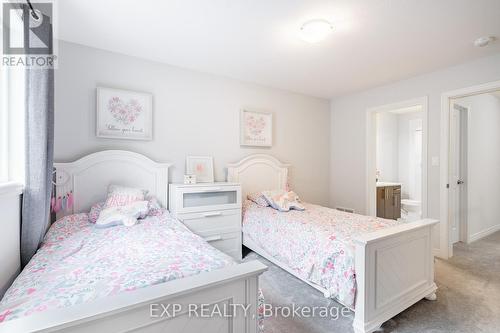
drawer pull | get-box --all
[203,211,222,217]
[204,235,222,242]
[197,187,223,192]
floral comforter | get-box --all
[0,211,235,322]
[243,200,400,308]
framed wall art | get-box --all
[240,109,273,147]
[96,87,153,140]
[186,156,214,183]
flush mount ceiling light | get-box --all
[299,19,333,43]
[474,36,495,47]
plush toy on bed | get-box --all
[96,200,150,228]
[248,189,305,212]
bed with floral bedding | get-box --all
[242,200,401,309]
[229,154,438,333]
[0,209,236,323]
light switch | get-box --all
[431,156,439,166]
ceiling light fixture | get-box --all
[474,36,495,47]
[299,19,333,43]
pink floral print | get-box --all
[108,97,142,125]
[245,115,266,137]
[0,212,234,322]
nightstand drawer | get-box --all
[177,209,241,236]
[202,231,240,253]
[169,183,242,261]
[170,185,241,214]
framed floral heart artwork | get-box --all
[240,109,272,147]
[186,156,214,183]
[96,87,153,140]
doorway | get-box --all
[441,80,500,258]
[449,103,469,244]
[366,97,428,221]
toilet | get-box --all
[401,199,421,221]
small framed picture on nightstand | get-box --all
[186,156,214,183]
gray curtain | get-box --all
[20,14,55,266]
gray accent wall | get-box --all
[54,41,331,206]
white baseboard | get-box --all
[469,224,500,243]
[432,247,448,259]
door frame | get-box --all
[365,96,429,218]
[440,80,500,259]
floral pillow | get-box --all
[261,190,305,212]
[146,195,165,216]
[104,185,148,209]
[96,201,149,228]
[88,201,105,223]
[247,192,270,207]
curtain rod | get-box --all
[26,0,40,20]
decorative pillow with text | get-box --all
[104,185,147,209]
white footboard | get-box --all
[0,261,267,333]
[352,219,439,333]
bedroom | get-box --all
[0,1,499,332]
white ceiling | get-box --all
[58,0,500,99]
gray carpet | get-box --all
[244,231,500,333]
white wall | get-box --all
[55,42,331,205]
[0,184,22,297]
[454,93,500,241]
[398,111,422,200]
[330,53,500,251]
[376,112,399,182]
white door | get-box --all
[449,103,467,244]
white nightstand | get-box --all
[169,182,242,261]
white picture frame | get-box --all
[186,156,214,183]
[96,87,153,140]
[240,109,273,147]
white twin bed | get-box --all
[227,154,438,333]
[0,151,266,333]
[0,151,438,333]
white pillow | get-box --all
[96,201,149,228]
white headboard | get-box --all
[54,150,171,216]
[227,154,289,199]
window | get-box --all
[0,69,7,182]
[0,9,27,185]
[0,66,25,184]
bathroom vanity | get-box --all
[376,182,401,220]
